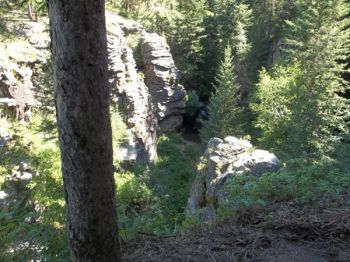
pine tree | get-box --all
[200,45,246,143]
[197,0,253,98]
[170,0,209,89]
[217,2,252,60]
[253,0,350,159]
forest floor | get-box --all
[122,198,350,262]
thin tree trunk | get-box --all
[48,0,121,260]
[28,4,34,21]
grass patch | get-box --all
[118,133,201,238]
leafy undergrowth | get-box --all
[1,113,350,261]
[117,134,201,238]
[218,158,350,217]
[0,114,68,261]
[0,114,201,261]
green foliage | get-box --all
[125,33,143,68]
[116,172,152,211]
[252,0,350,159]
[252,63,316,158]
[218,158,350,217]
[212,0,252,60]
[185,90,201,120]
[246,0,292,68]
[1,0,350,259]
[1,0,47,18]
[109,0,180,35]
[0,109,127,260]
[110,107,128,164]
[0,116,69,261]
[113,134,201,238]
[200,45,247,142]
[195,0,253,98]
[1,111,201,257]
[32,58,54,116]
[169,0,209,90]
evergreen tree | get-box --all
[246,0,293,81]
[197,0,252,98]
[170,0,209,89]
[200,45,246,143]
[253,0,350,159]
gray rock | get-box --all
[19,160,32,172]
[1,13,186,163]
[0,20,49,120]
[106,13,187,163]
[0,127,12,147]
[107,14,158,164]
[5,171,33,193]
[0,190,10,209]
[4,158,37,195]
[187,136,280,222]
[141,32,186,134]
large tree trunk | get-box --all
[48,1,121,260]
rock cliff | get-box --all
[0,13,187,164]
[0,21,49,119]
[187,136,280,222]
[106,13,186,163]
[141,32,186,133]
[107,15,158,163]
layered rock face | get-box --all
[107,16,158,163]
[0,21,49,120]
[187,136,280,221]
[106,14,186,163]
[141,32,186,133]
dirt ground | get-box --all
[121,202,350,262]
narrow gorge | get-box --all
[0,13,187,164]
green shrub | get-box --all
[0,114,69,261]
[218,158,350,218]
[0,113,202,257]
[116,171,152,213]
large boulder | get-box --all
[187,136,280,221]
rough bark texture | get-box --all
[48,1,121,261]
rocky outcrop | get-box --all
[0,21,49,120]
[107,13,187,163]
[0,14,186,164]
[141,33,186,133]
[107,15,158,163]
[187,136,280,222]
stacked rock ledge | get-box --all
[106,13,187,164]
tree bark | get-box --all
[48,1,121,261]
